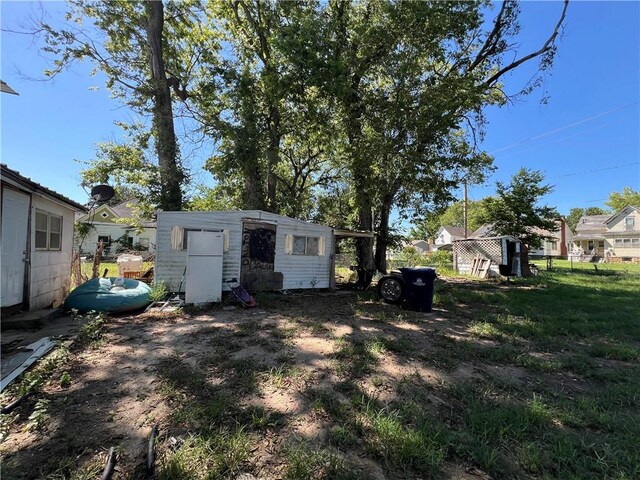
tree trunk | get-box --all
[146,0,182,211]
[265,103,281,212]
[244,172,265,210]
[374,198,393,274]
[354,175,375,289]
[346,84,376,288]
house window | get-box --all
[625,217,634,230]
[35,210,63,251]
[588,240,594,251]
[98,235,111,246]
[547,240,558,250]
[598,241,605,248]
[614,238,637,248]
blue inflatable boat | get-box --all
[64,277,152,314]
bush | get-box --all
[426,251,453,268]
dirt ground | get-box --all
[0,284,598,479]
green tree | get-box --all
[606,187,640,212]
[316,0,568,283]
[38,0,216,211]
[485,168,559,249]
[411,198,494,240]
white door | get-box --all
[1,189,30,307]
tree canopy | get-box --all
[33,0,568,283]
[606,187,640,212]
[485,168,559,249]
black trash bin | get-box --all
[400,267,437,312]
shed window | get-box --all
[170,226,229,252]
[35,210,63,251]
[288,235,324,256]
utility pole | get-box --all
[463,181,468,238]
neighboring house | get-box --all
[528,219,573,258]
[573,206,640,260]
[75,200,156,256]
[155,210,372,293]
[434,226,467,249]
[471,220,573,258]
[410,239,431,254]
[1,164,86,311]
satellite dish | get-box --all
[90,184,115,203]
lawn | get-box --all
[77,261,154,280]
[1,268,638,479]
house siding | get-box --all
[29,195,75,309]
[76,223,157,255]
[156,211,334,292]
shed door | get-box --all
[240,222,276,285]
[1,189,30,307]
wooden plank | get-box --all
[478,259,492,278]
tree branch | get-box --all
[484,0,568,87]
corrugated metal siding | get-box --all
[156,211,333,292]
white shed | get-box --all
[453,236,523,277]
[1,164,86,311]
[156,210,338,292]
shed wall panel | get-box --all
[156,211,333,292]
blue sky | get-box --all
[1,1,639,216]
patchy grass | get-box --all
[3,267,639,479]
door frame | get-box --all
[240,220,277,284]
[1,184,32,310]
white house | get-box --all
[156,210,362,293]
[573,206,640,260]
[75,200,156,256]
[1,164,86,311]
[434,226,466,249]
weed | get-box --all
[149,281,168,303]
[16,344,70,396]
[329,425,358,448]
[364,337,387,356]
[363,406,448,474]
[59,371,72,388]
[27,398,51,431]
[77,311,108,347]
[158,427,253,479]
[284,442,360,480]
[46,455,103,480]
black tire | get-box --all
[377,276,405,304]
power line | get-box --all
[498,119,627,161]
[551,162,640,179]
[489,101,639,155]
